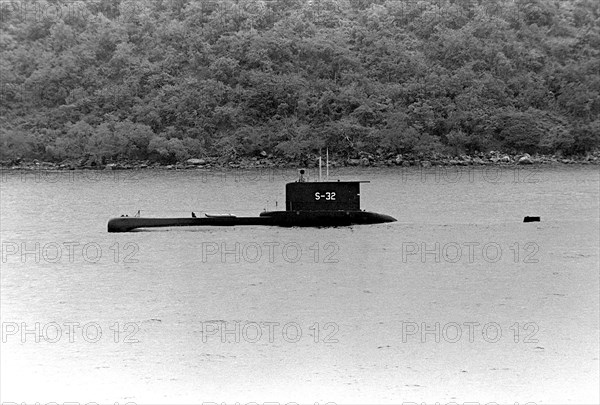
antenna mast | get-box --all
[326,148,329,180]
[318,154,322,182]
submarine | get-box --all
[107,169,396,232]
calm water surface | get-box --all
[1,165,599,403]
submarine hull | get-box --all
[107,211,396,232]
[259,210,396,227]
[108,216,273,232]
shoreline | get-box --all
[2,151,599,171]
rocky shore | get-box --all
[2,150,599,171]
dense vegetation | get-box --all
[1,0,599,164]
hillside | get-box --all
[1,0,599,164]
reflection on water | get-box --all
[1,166,599,403]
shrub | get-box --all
[0,129,40,160]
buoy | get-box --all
[523,216,540,222]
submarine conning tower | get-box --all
[285,173,368,212]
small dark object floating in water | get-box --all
[107,172,396,232]
[523,216,541,222]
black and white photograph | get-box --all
[1,0,599,404]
